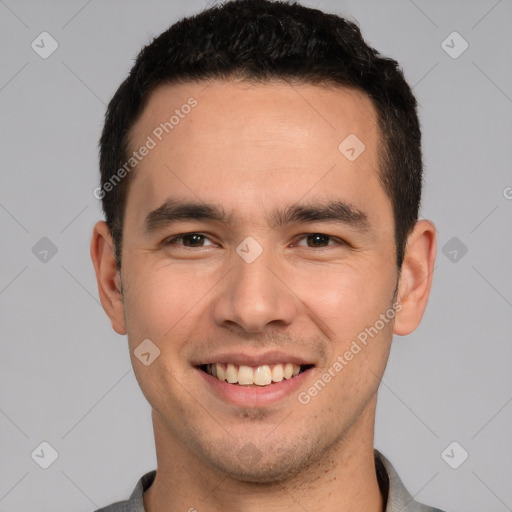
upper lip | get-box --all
[193,350,315,367]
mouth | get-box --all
[199,362,314,387]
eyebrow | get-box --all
[144,198,370,233]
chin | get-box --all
[218,459,305,485]
[204,437,328,485]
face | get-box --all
[94,80,427,483]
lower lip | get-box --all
[197,367,313,407]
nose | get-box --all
[211,243,298,334]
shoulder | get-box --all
[93,470,156,512]
[94,501,131,512]
[375,449,448,512]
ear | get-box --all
[393,220,437,336]
[90,221,126,335]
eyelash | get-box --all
[163,232,346,249]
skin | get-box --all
[91,80,436,512]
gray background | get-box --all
[0,0,511,511]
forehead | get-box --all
[125,79,387,228]
[130,79,379,154]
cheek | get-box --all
[123,263,215,346]
[122,267,210,417]
[292,260,396,338]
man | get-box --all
[90,0,442,510]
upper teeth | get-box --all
[206,363,301,386]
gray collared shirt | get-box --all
[94,449,446,512]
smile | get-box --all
[200,363,313,386]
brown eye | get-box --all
[296,233,336,248]
[165,233,214,247]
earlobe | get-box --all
[90,221,127,335]
[393,220,437,336]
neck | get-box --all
[144,398,384,512]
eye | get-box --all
[164,233,215,248]
[294,233,341,248]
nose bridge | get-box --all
[212,240,297,333]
